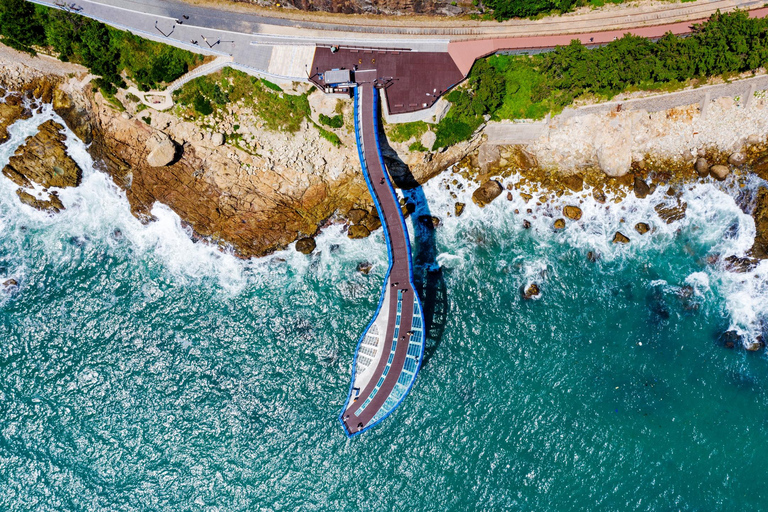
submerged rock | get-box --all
[709,164,730,181]
[295,237,316,254]
[718,330,741,349]
[522,219,531,229]
[635,222,650,235]
[654,200,687,224]
[471,180,503,207]
[612,231,630,244]
[587,250,600,262]
[522,283,541,300]
[744,338,765,351]
[16,189,64,212]
[724,255,759,273]
[356,261,373,274]
[563,205,582,221]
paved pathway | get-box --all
[340,79,425,436]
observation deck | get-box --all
[339,76,425,437]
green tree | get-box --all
[0,0,46,53]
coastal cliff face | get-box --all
[1,48,767,263]
[0,59,477,258]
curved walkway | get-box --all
[125,55,232,111]
[339,79,425,437]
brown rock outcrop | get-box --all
[348,225,371,239]
[295,237,316,254]
[612,231,630,244]
[563,205,582,220]
[0,101,29,144]
[635,222,650,234]
[633,177,651,199]
[454,202,465,217]
[522,283,540,300]
[3,120,81,189]
[471,179,502,207]
[654,200,687,224]
[553,218,565,229]
[751,187,768,259]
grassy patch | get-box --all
[387,121,429,142]
[313,122,342,147]
[319,113,343,129]
[99,87,125,112]
[409,141,428,152]
[260,78,283,92]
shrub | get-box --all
[193,93,213,116]
[319,113,343,129]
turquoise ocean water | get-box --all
[1,107,768,511]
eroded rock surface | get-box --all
[2,119,81,212]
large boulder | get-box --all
[211,132,225,146]
[728,152,746,166]
[347,208,368,224]
[347,225,371,239]
[635,222,650,235]
[471,180,503,207]
[146,132,177,167]
[709,164,730,181]
[694,158,709,177]
[561,174,583,192]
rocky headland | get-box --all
[0,43,766,269]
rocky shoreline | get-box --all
[0,44,766,267]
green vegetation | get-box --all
[387,121,429,143]
[482,0,579,21]
[319,113,343,129]
[433,10,768,149]
[260,78,283,92]
[409,141,428,152]
[433,58,504,149]
[99,87,125,112]
[313,122,342,147]
[192,68,311,132]
[175,68,340,144]
[0,0,199,92]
